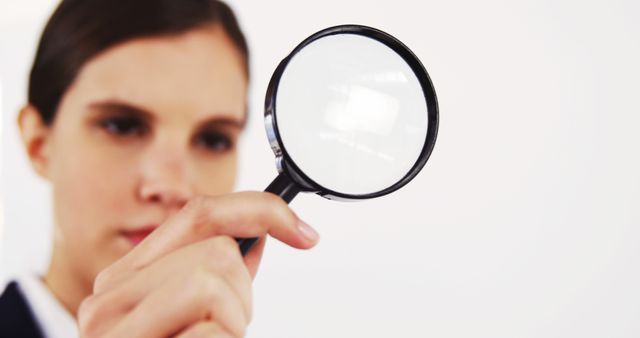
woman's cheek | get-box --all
[51,134,138,236]
[52,141,140,280]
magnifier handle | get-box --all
[264,171,301,203]
[237,172,301,256]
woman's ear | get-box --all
[17,104,52,180]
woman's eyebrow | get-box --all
[87,100,155,121]
[196,115,247,131]
[87,99,246,128]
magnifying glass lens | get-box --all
[276,34,429,195]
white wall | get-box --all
[2,0,640,337]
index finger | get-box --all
[96,192,318,289]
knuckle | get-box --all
[93,268,133,295]
[77,295,101,337]
[260,190,286,208]
[216,236,240,255]
[200,237,239,271]
[183,196,208,221]
[183,325,211,338]
[197,275,224,308]
[271,202,298,228]
[186,195,208,211]
[180,271,247,338]
[256,192,297,228]
[181,323,232,338]
[183,196,216,236]
[92,269,111,293]
[183,269,222,307]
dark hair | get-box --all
[29,0,249,125]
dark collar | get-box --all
[0,281,45,338]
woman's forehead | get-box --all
[65,26,247,122]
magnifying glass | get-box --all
[238,24,439,255]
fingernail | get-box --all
[297,220,319,241]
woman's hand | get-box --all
[77,192,319,338]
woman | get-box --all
[0,0,320,337]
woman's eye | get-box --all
[99,117,147,136]
[195,131,233,152]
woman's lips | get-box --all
[121,225,158,246]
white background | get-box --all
[2,0,639,337]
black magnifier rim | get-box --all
[265,24,439,200]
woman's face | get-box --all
[39,26,247,285]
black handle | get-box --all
[237,172,300,256]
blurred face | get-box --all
[42,26,247,285]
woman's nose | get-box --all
[137,145,192,210]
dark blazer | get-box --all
[0,281,45,338]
